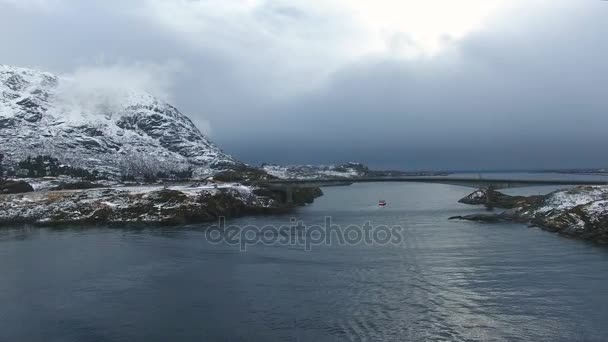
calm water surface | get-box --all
[1,176,608,341]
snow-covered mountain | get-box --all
[0,65,239,178]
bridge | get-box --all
[254,176,608,204]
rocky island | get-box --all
[453,186,608,244]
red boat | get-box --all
[378,200,387,207]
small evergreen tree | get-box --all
[17,155,100,180]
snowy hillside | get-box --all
[262,162,370,180]
[0,65,238,178]
[262,162,450,180]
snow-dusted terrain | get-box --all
[262,162,451,180]
[0,65,238,178]
[0,183,279,225]
[519,186,608,237]
[456,186,608,243]
[532,186,608,215]
[262,162,368,180]
[0,180,323,225]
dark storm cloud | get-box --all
[218,2,608,170]
[0,0,606,170]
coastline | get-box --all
[0,182,323,226]
[3,176,608,247]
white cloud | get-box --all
[50,60,213,134]
[140,0,509,59]
[0,0,560,99]
[135,0,360,95]
[67,61,181,101]
[52,61,187,118]
[0,0,65,11]
[132,0,519,96]
[341,0,509,57]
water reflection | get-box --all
[1,177,608,341]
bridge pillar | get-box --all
[485,185,497,206]
[285,187,294,205]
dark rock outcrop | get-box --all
[458,189,542,208]
[0,180,34,194]
[449,213,507,223]
[292,187,324,205]
[51,181,103,191]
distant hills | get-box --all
[262,162,450,180]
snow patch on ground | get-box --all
[536,186,608,214]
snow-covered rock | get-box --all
[524,187,608,241]
[456,186,608,244]
[458,189,488,204]
[0,182,322,225]
[0,65,238,178]
[458,189,542,208]
[532,186,608,215]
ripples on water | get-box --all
[1,177,608,341]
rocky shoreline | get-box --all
[452,187,608,244]
[0,181,322,226]
[3,177,607,245]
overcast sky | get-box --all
[1,0,607,170]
